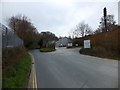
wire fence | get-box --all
[0,23,23,48]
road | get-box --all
[31,47,118,88]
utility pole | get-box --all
[6,27,8,48]
[103,7,107,32]
[118,1,120,25]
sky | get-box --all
[118,1,120,25]
[1,0,119,37]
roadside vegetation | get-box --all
[8,15,39,49]
[38,32,58,52]
[2,14,58,88]
[66,46,82,49]
[79,26,120,60]
[2,47,32,88]
[65,26,119,62]
[80,47,120,60]
[40,48,56,52]
[68,14,119,60]
[2,15,36,88]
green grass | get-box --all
[66,46,82,49]
[40,48,56,52]
[2,53,32,88]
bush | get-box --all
[2,47,32,88]
[80,26,120,60]
[90,27,120,53]
[40,48,56,52]
[80,48,96,56]
[80,47,120,60]
[72,38,83,46]
[2,47,26,69]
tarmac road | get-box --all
[31,47,118,88]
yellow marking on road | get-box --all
[33,64,37,90]
[33,69,35,89]
[34,67,37,89]
[29,52,37,90]
[31,53,37,89]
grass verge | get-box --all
[66,46,82,49]
[79,47,120,60]
[2,47,32,88]
[40,48,56,52]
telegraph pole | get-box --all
[6,27,8,48]
[103,7,107,32]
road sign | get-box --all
[84,40,90,48]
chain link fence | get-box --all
[0,23,23,48]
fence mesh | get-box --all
[0,23,23,48]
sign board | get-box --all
[84,40,90,48]
[68,43,72,47]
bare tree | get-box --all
[8,16,19,32]
[74,22,93,37]
[8,15,39,48]
[96,14,116,33]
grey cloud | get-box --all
[2,1,118,37]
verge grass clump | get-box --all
[2,47,32,88]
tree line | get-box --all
[69,14,117,38]
[8,15,58,49]
[8,14,117,49]
[68,14,117,47]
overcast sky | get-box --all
[1,0,119,37]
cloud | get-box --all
[1,1,118,37]
[2,0,119,2]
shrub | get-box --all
[2,47,26,69]
[2,47,32,88]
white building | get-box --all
[56,37,72,47]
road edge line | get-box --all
[28,52,37,89]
